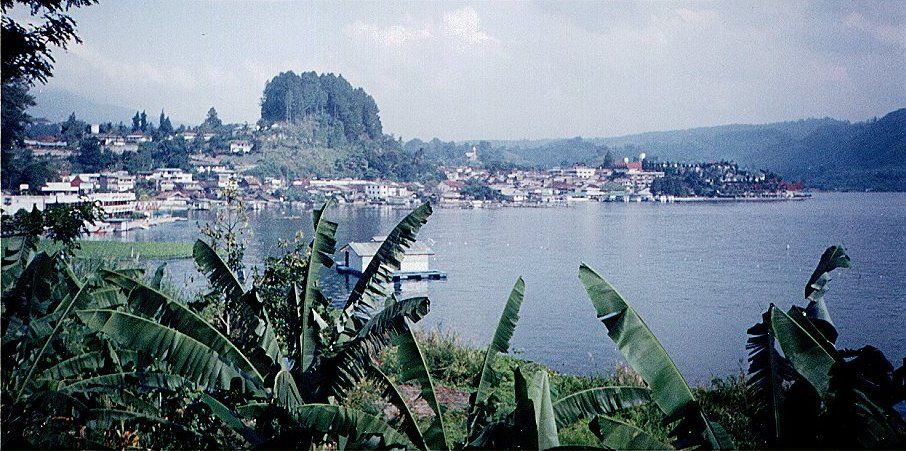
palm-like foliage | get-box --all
[746,246,905,448]
[579,263,734,449]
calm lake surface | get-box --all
[118,193,906,383]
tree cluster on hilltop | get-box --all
[260,71,382,144]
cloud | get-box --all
[442,7,496,48]
[845,11,906,49]
[345,20,433,47]
[68,44,199,91]
[344,6,498,53]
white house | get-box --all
[339,237,434,274]
[364,182,411,200]
[229,140,253,154]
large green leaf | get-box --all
[745,307,795,445]
[151,262,166,289]
[274,368,304,413]
[2,251,55,318]
[344,202,432,323]
[14,278,89,403]
[370,364,428,451]
[395,324,450,450]
[292,404,414,449]
[579,264,731,449]
[589,416,673,450]
[230,288,283,374]
[525,369,560,450]
[470,277,525,423]
[770,306,839,397]
[76,309,259,391]
[199,392,262,445]
[126,283,269,382]
[552,386,651,429]
[99,268,142,292]
[60,371,193,394]
[805,245,851,300]
[295,201,338,369]
[803,245,850,344]
[324,296,431,400]
[40,351,106,381]
[193,239,244,302]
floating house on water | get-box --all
[337,236,446,280]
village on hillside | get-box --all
[3,118,806,234]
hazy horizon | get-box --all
[14,0,906,141]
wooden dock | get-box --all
[336,264,447,281]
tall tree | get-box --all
[1,0,97,84]
[139,110,148,132]
[1,78,34,150]
[203,106,223,130]
[159,110,173,135]
[132,111,141,131]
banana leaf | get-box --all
[40,351,106,381]
[395,323,450,450]
[60,371,193,394]
[805,245,850,300]
[76,308,260,391]
[344,202,432,324]
[803,245,850,344]
[14,280,89,403]
[470,277,525,422]
[770,306,839,397]
[193,239,244,302]
[323,296,431,399]
[589,416,673,450]
[579,264,731,449]
[230,288,283,373]
[200,392,262,446]
[745,306,795,444]
[99,268,142,292]
[89,408,209,444]
[151,262,166,289]
[274,368,304,413]
[526,368,560,450]
[370,364,428,451]
[292,404,414,449]
[553,386,651,429]
[126,283,270,381]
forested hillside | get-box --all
[248,71,439,182]
[260,71,382,144]
[472,110,906,191]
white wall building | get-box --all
[339,237,434,274]
[229,140,253,154]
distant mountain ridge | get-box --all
[28,87,136,124]
[478,110,906,191]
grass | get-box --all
[350,328,762,448]
[39,240,194,260]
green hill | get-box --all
[474,109,906,191]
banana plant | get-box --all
[579,263,735,450]
[79,201,436,448]
[458,277,654,450]
[746,246,905,448]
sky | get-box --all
[18,0,906,141]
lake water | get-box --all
[117,193,906,383]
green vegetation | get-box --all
[1,200,903,449]
[45,240,194,260]
[261,71,382,143]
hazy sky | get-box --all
[25,0,906,140]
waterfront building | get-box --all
[338,237,434,274]
[2,192,136,219]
